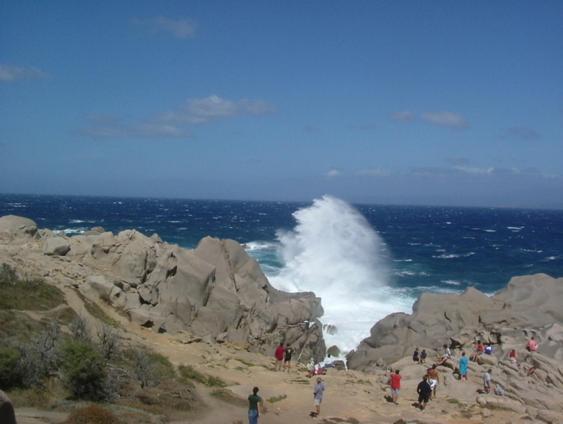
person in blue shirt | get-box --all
[459,351,469,381]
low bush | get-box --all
[0,346,22,389]
[59,340,109,401]
[65,404,120,424]
[178,364,227,387]
[0,264,64,311]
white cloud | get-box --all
[356,168,390,177]
[134,16,197,39]
[80,115,190,139]
[421,111,468,128]
[81,95,274,139]
[453,165,494,175]
[161,95,274,124]
[392,111,415,122]
[0,64,46,82]
[326,168,342,177]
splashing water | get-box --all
[268,195,414,354]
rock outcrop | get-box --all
[0,216,326,362]
[0,390,16,424]
[0,215,37,240]
[348,274,563,368]
[347,274,563,414]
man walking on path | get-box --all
[389,369,401,404]
[416,375,432,410]
[311,377,326,417]
[426,364,439,399]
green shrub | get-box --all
[125,348,175,388]
[0,346,22,389]
[0,263,64,310]
[59,340,109,400]
[178,364,207,385]
[65,404,120,424]
[178,364,226,387]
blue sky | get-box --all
[1,1,562,208]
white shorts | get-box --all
[429,379,438,389]
[314,398,322,406]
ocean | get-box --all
[2,193,562,352]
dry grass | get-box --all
[65,405,121,424]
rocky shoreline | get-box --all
[2,214,563,423]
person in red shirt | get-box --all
[388,369,401,405]
[526,336,538,352]
[274,343,285,371]
[509,348,518,366]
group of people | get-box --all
[249,336,541,422]
[274,342,295,372]
[393,336,540,412]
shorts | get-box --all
[314,398,322,406]
[418,394,430,404]
[391,388,400,396]
[429,379,437,390]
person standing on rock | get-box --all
[284,345,294,372]
[312,377,326,416]
[483,369,492,393]
[526,336,538,352]
[420,349,427,364]
[274,342,285,371]
[248,386,264,424]
[416,375,432,410]
[389,369,401,404]
[413,347,420,363]
[459,351,469,381]
[426,364,439,398]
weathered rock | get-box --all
[43,236,71,256]
[0,215,37,240]
[476,395,526,414]
[0,390,16,424]
[348,275,563,369]
[0,215,326,362]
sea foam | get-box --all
[267,195,413,354]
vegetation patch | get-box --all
[77,292,120,328]
[267,394,287,403]
[60,339,110,401]
[65,404,121,424]
[210,388,247,407]
[178,364,227,387]
[0,263,65,310]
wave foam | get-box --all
[267,195,414,353]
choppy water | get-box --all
[2,193,562,351]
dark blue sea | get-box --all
[2,193,562,350]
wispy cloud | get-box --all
[392,111,415,122]
[421,111,468,128]
[133,16,197,39]
[80,115,190,139]
[501,126,541,141]
[326,168,342,177]
[160,95,274,124]
[356,168,390,177]
[0,64,46,82]
[81,95,274,140]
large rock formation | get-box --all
[347,274,563,369]
[0,216,325,362]
[347,274,563,415]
